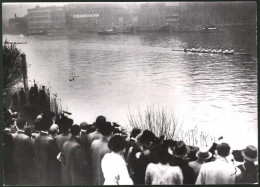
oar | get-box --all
[172,49,251,56]
[235,53,251,56]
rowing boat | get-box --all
[172,49,251,56]
[5,41,27,44]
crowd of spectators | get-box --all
[3,109,259,185]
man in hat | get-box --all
[56,116,73,185]
[63,125,92,185]
[12,119,35,185]
[129,130,156,184]
[79,121,92,172]
[48,124,61,185]
[172,141,195,184]
[87,115,106,148]
[34,116,58,185]
[79,121,90,149]
[126,127,142,166]
[236,145,258,184]
[91,122,114,185]
[196,142,237,184]
[188,148,212,180]
[3,121,15,185]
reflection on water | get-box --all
[3,31,257,149]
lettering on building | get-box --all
[72,14,99,18]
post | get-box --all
[21,53,29,104]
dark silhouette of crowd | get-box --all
[3,110,259,185]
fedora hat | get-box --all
[173,141,190,158]
[196,148,212,160]
[241,145,257,162]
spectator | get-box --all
[129,130,156,184]
[126,128,142,160]
[12,92,18,106]
[79,121,90,149]
[49,124,61,185]
[49,124,59,139]
[19,88,26,105]
[236,145,258,184]
[87,115,106,148]
[63,125,92,185]
[79,121,92,179]
[86,124,96,135]
[91,121,114,185]
[196,143,237,184]
[56,116,73,185]
[188,148,212,180]
[3,122,15,185]
[145,142,183,184]
[34,116,58,185]
[101,135,133,185]
[172,141,195,184]
[12,119,35,185]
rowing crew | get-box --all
[184,48,234,54]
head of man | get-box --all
[217,143,231,157]
[139,130,156,148]
[130,127,142,139]
[49,124,59,138]
[39,117,53,132]
[62,116,73,133]
[95,115,106,130]
[108,135,128,155]
[70,124,81,138]
[241,145,257,163]
[80,121,89,131]
[173,140,190,159]
[99,121,114,137]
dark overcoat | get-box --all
[63,137,92,185]
[34,132,58,185]
[56,132,71,185]
[12,131,35,185]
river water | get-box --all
[3,31,257,149]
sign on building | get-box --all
[73,14,99,18]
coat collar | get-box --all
[101,136,110,143]
[70,136,81,145]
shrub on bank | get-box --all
[128,105,215,147]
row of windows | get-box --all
[29,21,65,25]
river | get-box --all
[3,30,257,149]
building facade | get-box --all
[66,4,140,32]
[23,2,256,34]
[139,3,166,26]
[179,2,256,29]
[8,14,28,34]
[27,6,66,32]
